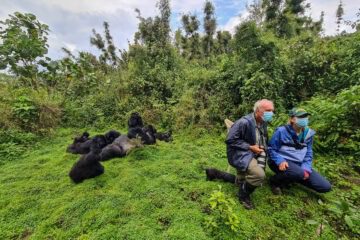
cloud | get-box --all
[220,10,249,33]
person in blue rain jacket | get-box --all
[268,108,331,195]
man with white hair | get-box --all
[225,99,274,209]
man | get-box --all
[225,99,274,209]
[268,108,331,195]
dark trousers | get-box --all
[268,160,331,193]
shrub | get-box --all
[204,186,240,236]
[302,85,360,156]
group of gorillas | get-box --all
[67,112,172,183]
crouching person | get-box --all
[268,108,331,195]
[225,99,274,209]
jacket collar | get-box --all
[287,124,315,141]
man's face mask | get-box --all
[262,111,274,122]
[296,117,309,128]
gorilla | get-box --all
[69,135,108,183]
[104,130,121,144]
[155,130,173,142]
[127,112,156,145]
[100,135,143,161]
[75,131,90,143]
[127,112,173,144]
[128,124,157,145]
[128,112,144,128]
[67,130,120,154]
[66,132,92,154]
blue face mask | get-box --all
[296,117,309,128]
[262,111,274,122]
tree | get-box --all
[336,0,344,33]
[246,0,266,26]
[134,0,171,49]
[215,31,232,54]
[181,14,201,59]
[203,1,217,56]
[0,12,50,87]
[90,21,118,68]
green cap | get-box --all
[289,108,310,118]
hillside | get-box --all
[0,129,358,240]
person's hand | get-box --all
[278,161,289,171]
[303,170,310,180]
[249,145,264,155]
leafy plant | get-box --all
[204,186,240,233]
[328,200,360,234]
[12,95,38,129]
[0,12,50,87]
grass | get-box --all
[0,128,359,239]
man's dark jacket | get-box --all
[225,113,268,171]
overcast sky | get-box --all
[1,0,358,60]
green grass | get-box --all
[0,128,359,239]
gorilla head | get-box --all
[128,112,144,128]
[104,130,121,144]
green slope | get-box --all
[0,129,358,240]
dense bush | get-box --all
[302,85,360,156]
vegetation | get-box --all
[0,0,359,239]
[0,130,358,239]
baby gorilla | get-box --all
[127,112,156,145]
[69,135,107,183]
[67,130,120,154]
[155,130,173,142]
[104,130,121,144]
[100,135,143,161]
[75,131,90,143]
[66,132,91,154]
[128,124,156,145]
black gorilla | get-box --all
[128,112,144,128]
[67,130,120,154]
[75,131,90,143]
[127,113,156,145]
[66,132,92,154]
[100,135,142,161]
[69,135,108,183]
[127,112,173,144]
[104,130,121,144]
[155,130,173,142]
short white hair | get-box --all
[253,99,273,112]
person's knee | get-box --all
[251,169,266,186]
[317,181,332,193]
[285,164,304,181]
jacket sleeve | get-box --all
[301,136,313,173]
[268,128,286,165]
[225,120,250,150]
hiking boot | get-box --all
[239,182,256,210]
[205,168,236,184]
[269,178,282,195]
